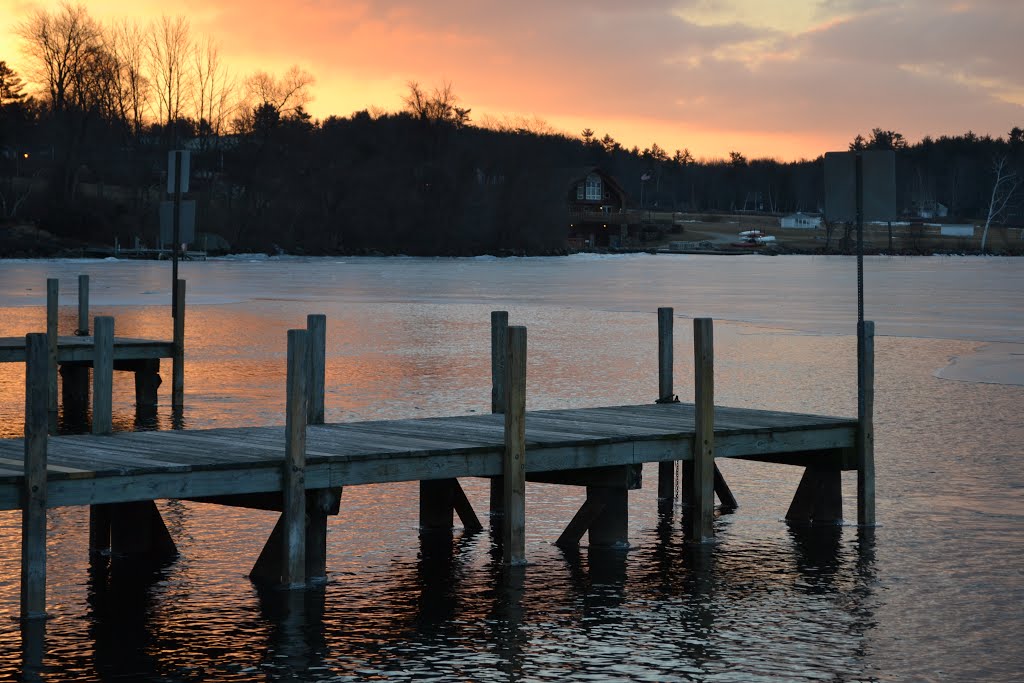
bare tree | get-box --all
[192,36,236,148]
[147,15,192,137]
[109,18,150,139]
[403,81,470,126]
[17,2,102,114]
[245,65,314,116]
[981,155,1020,252]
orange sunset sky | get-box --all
[1,0,1021,161]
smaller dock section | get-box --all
[0,275,185,412]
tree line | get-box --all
[1,3,1021,256]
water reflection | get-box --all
[1,257,1017,681]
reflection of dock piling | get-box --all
[3,306,874,623]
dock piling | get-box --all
[502,325,527,565]
[490,311,509,516]
[657,307,677,503]
[306,314,326,425]
[857,320,876,526]
[21,333,49,620]
[172,279,185,408]
[689,318,715,541]
[46,280,58,415]
[283,328,309,588]
[76,274,89,336]
[92,316,114,435]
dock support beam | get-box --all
[489,311,509,516]
[688,318,715,541]
[21,333,49,620]
[172,279,185,408]
[857,320,875,526]
[502,325,527,565]
[785,467,843,525]
[419,479,483,533]
[656,307,678,505]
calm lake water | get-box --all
[0,254,1021,682]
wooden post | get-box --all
[657,307,676,502]
[306,314,326,425]
[90,316,114,556]
[46,279,58,415]
[490,311,509,515]
[172,279,185,408]
[21,333,49,620]
[92,316,114,435]
[857,320,875,526]
[77,274,89,335]
[502,325,527,565]
[689,318,715,541]
[283,328,309,588]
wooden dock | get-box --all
[3,305,875,622]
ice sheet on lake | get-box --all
[935,342,1024,386]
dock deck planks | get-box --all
[0,402,857,512]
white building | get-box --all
[780,212,821,229]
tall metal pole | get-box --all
[172,151,182,320]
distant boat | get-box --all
[732,230,776,248]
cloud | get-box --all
[1,0,1020,159]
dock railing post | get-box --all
[92,316,114,435]
[857,320,875,526]
[21,333,49,620]
[46,279,58,415]
[306,314,326,425]
[172,279,185,408]
[77,274,89,336]
[490,311,509,515]
[689,318,715,541]
[283,328,309,587]
[656,307,677,503]
[502,325,527,565]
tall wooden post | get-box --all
[46,279,58,415]
[90,316,114,555]
[92,316,114,435]
[490,311,509,515]
[21,333,49,620]
[76,274,89,335]
[657,307,676,502]
[172,279,185,408]
[857,321,875,526]
[283,328,309,588]
[689,318,715,541]
[306,314,326,425]
[502,325,527,565]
